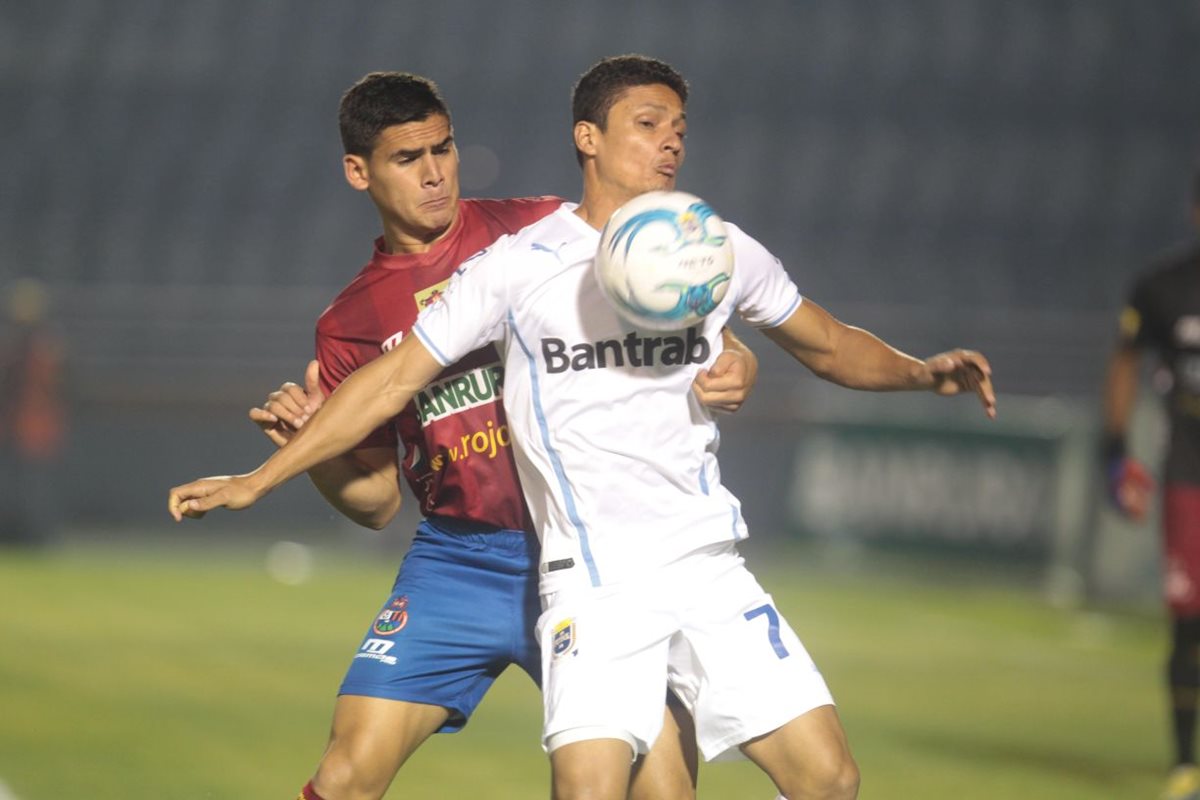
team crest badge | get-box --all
[552,618,576,659]
[414,279,451,311]
[372,595,410,636]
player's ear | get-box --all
[574,121,599,159]
[343,154,370,191]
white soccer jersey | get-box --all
[413,202,802,593]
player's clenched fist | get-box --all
[249,360,324,448]
[167,475,262,521]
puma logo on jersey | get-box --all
[541,327,711,374]
[531,241,570,264]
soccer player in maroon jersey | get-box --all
[1103,169,1200,800]
[247,72,758,800]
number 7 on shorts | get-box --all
[744,603,790,659]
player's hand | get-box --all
[924,349,996,419]
[248,360,324,448]
[167,475,262,521]
[692,347,759,414]
[1107,457,1154,521]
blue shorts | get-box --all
[338,516,542,733]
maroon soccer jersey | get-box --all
[315,196,563,530]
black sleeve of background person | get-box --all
[1130,244,1200,356]
[1132,244,1200,485]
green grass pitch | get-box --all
[0,538,1168,799]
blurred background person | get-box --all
[0,278,67,547]
[1102,166,1200,800]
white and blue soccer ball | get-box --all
[594,190,734,331]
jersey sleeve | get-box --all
[411,244,511,367]
[726,223,803,328]
[315,325,397,450]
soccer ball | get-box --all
[594,190,734,330]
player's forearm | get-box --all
[307,455,401,530]
[810,324,928,391]
[1102,347,1140,438]
[243,347,425,500]
[765,301,926,392]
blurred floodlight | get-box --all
[265,540,315,585]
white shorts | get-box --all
[536,543,834,762]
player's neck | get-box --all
[379,212,459,255]
[574,189,630,232]
[576,170,663,231]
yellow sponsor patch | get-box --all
[414,279,452,311]
[1118,306,1141,341]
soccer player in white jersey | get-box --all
[249,71,751,800]
[169,55,996,800]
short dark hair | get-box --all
[571,55,689,165]
[338,72,451,157]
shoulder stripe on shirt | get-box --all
[508,310,602,587]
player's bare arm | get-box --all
[300,446,401,530]
[169,336,443,521]
[1100,342,1154,520]
[691,327,759,413]
[762,299,997,418]
[1102,344,1140,441]
[249,359,402,529]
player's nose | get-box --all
[420,153,444,185]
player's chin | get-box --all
[424,212,456,235]
[413,205,456,236]
[649,173,676,191]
